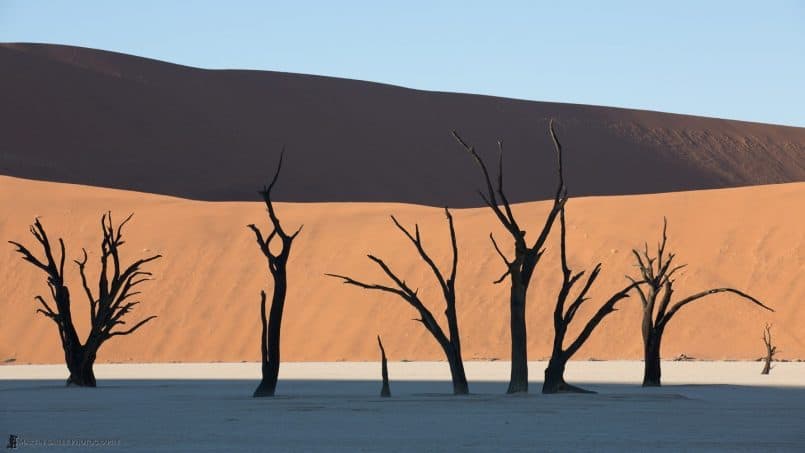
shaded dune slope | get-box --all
[1,43,804,207]
[1,176,802,363]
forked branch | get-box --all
[248,149,304,277]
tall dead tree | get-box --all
[248,150,303,397]
[377,335,391,397]
[761,324,777,375]
[452,120,566,393]
[9,213,160,387]
[328,208,469,395]
[543,206,640,393]
[629,219,773,386]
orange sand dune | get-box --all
[1,176,803,363]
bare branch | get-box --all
[325,273,409,300]
[8,240,50,273]
[492,268,511,285]
[107,315,157,338]
[548,119,566,203]
[389,213,455,301]
[451,130,513,232]
[653,281,674,323]
[627,276,649,307]
[558,206,571,277]
[444,208,458,287]
[74,248,98,321]
[106,254,161,305]
[258,148,296,241]
[247,223,268,253]
[565,281,638,359]
[265,146,285,195]
[664,264,687,283]
[660,288,773,328]
[564,265,601,325]
[489,233,511,266]
[115,213,135,242]
[34,295,57,317]
[495,140,518,227]
[32,218,58,273]
[259,290,268,366]
[290,224,304,239]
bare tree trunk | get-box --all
[266,277,286,395]
[642,334,662,387]
[542,357,565,393]
[761,355,771,375]
[642,312,663,387]
[761,324,775,375]
[65,345,97,387]
[254,288,285,397]
[446,347,469,395]
[377,336,390,397]
[60,291,95,387]
[542,357,593,394]
[508,283,528,394]
[253,275,288,396]
[444,294,468,395]
[543,316,568,394]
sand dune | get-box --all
[1,176,802,364]
[1,43,804,206]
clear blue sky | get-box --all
[2,1,803,126]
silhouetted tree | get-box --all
[328,208,469,395]
[378,335,391,397]
[629,219,773,386]
[543,206,640,393]
[248,150,303,397]
[761,323,777,375]
[452,120,566,393]
[9,213,160,387]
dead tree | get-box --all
[452,120,566,393]
[248,150,303,397]
[9,213,160,387]
[328,208,469,395]
[761,324,777,375]
[543,206,640,393]
[378,335,391,397]
[629,219,773,387]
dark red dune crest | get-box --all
[1,42,803,206]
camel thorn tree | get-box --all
[327,208,469,395]
[628,218,773,387]
[248,149,303,397]
[452,120,567,394]
[543,205,641,394]
[377,335,391,397]
[761,323,777,375]
[9,213,160,387]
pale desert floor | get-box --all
[2,361,804,452]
